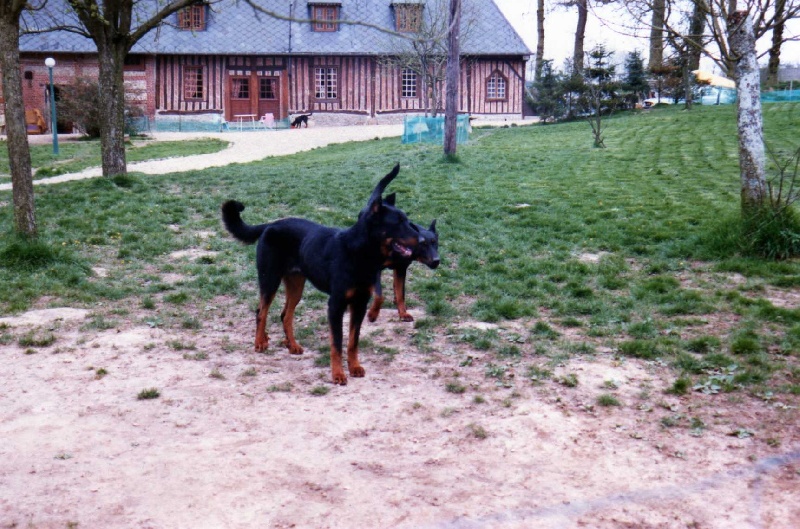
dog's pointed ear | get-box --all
[429,219,437,233]
[384,193,397,206]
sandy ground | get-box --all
[0,302,798,528]
[1,121,799,528]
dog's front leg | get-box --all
[328,299,348,385]
[393,267,414,322]
[347,297,370,378]
[367,272,384,323]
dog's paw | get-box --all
[367,309,379,323]
[398,312,414,322]
[349,365,366,378]
[286,341,304,355]
[332,371,348,385]
[254,336,269,353]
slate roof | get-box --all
[19,0,530,57]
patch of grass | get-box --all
[18,330,56,348]
[310,385,330,396]
[267,382,293,392]
[687,335,721,353]
[668,377,692,395]
[618,339,661,360]
[730,332,763,355]
[559,373,579,388]
[527,365,552,383]
[168,340,196,351]
[597,394,621,407]
[137,388,160,400]
[468,423,488,439]
[445,381,467,394]
[455,328,498,350]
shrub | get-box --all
[57,77,145,138]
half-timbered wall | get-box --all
[288,55,524,117]
[465,58,526,115]
[155,55,227,113]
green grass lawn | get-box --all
[2,103,800,396]
[0,137,228,181]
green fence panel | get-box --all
[402,115,470,144]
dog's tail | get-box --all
[221,200,268,245]
[366,163,400,207]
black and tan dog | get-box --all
[367,193,439,322]
[221,164,418,385]
[290,113,312,128]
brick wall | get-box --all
[3,53,158,127]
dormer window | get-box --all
[178,5,206,31]
[393,2,423,33]
[310,2,341,32]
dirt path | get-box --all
[0,124,404,191]
[1,302,798,528]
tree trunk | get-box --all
[0,8,36,237]
[535,0,545,81]
[766,0,785,88]
[728,11,767,212]
[573,0,587,71]
[443,0,461,156]
[649,0,665,70]
[687,0,705,71]
[96,43,128,177]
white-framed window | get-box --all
[315,67,338,99]
[401,69,417,98]
[487,71,507,100]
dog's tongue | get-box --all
[394,242,412,258]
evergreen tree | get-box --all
[622,50,650,108]
[530,60,564,122]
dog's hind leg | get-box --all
[255,252,283,353]
[280,273,306,354]
[347,293,371,378]
[393,266,414,322]
[255,291,276,352]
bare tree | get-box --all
[574,0,589,70]
[535,0,546,81]
[444,0,462,156]
[766,0,786,87]
[0,0,36,237]
[27,0,209,178]
[621,0,800,78]
[649,0,666,69]
[379,0,474,118]
[382,0,450,116]
[728,10,767,212]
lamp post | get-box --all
[44,57,59,155]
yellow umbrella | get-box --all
[693,70,736,89]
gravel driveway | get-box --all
[0,124,404,191]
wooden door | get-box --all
[228,75,252,120]
[257,76,280,119]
